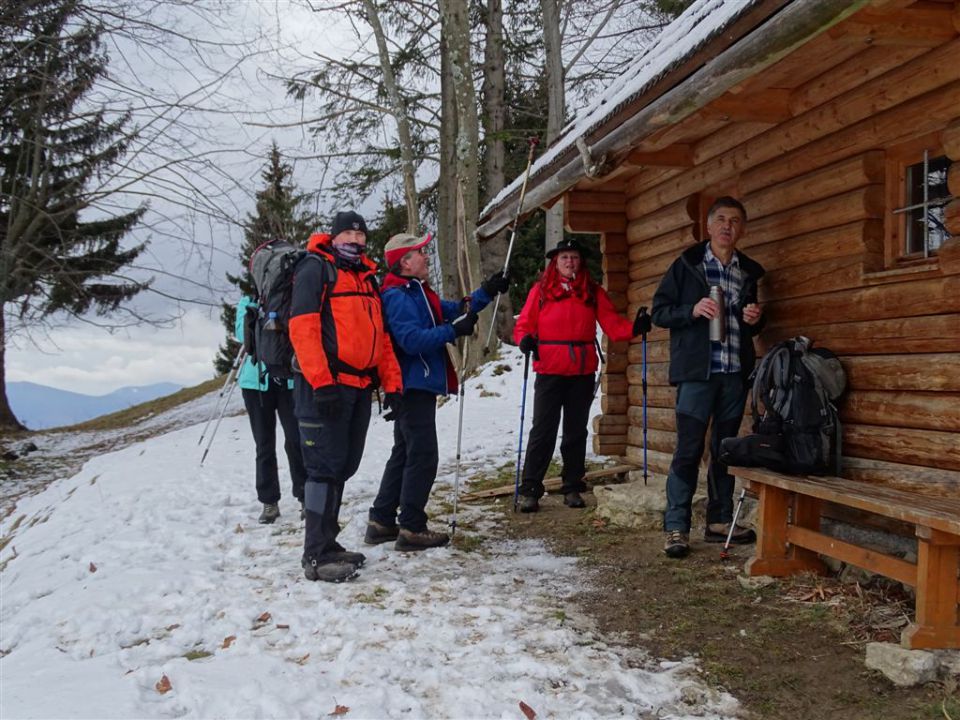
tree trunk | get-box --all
[440,0,488,368]
[480,0,514,341]
[542,0,565,257]
[0,308,26,434]
[438,24,459,299]
[363,0,420,232]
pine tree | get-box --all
[0,0,148,431]
[213,144,319,374]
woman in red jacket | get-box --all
[513,238,645,513]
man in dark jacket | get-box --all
[365,232,509,551]
[652,197,765,559]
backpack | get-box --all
[247,240,331,381]
[720,336,847,475]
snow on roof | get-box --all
[480,0,765,222]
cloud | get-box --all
[7,309,225,395]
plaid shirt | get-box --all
[703,245,743,375]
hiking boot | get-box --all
[258,503,280,524]
[395,527,450,552]
[322,541,365,567]
[302,555,359,583]
[664,530,690,559]
[705,522,756,545]
[364,519,400,545]
[563,492,586,508]
[517,495,539,513]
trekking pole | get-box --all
[198,345,246,447]
[720,489,747,561]
[483,136,540,355]
[451,300,472,539]
[513,351,532,512]
[592,337,605,399]
[200,367,241,466]
[640,308,650,486]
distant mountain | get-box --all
[7,382,183,430]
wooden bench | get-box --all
[731,466,960,650]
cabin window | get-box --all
[892,151,951,260]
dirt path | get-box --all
[491,490,958,720]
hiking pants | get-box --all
[242,383,306,505]
[519,373,594,498]
[369,389,438,532]
[294,379,373,558]
[664,373,746,532]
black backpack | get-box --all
[720,336,847,475]
[246,240,334,381]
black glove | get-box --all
[518,334,538,356]
[451,310,479,337]
[313,385,342,420]
[481,269,510,296]
[383,392,403,422]
[633,306,652,336]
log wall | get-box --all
[582,8,960,494]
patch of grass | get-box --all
[65,376,225,433]
[491,363,512,376]
[355,586,389,604]
[183,649,213,661]
[454,534,484,553]
[478,389,501,398]
[553,610,567,623]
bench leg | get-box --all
[902,529,960,650]
[745,484,826,577]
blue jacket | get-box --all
[382,278,492,396]
[234,296,293,391]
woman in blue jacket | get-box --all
[365,232,508,551]
[235,296,306,523]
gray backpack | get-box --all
[750,336,847,475]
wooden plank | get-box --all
[746,483,827,577]
[701,89,793,123]
[460,464,636,501]
[566,191,625,214]
[627,225,694,260]
[844,423,960,472]
[628,384,676,409]
[628,405,676,432]
[743,153,885,221]
[746,220,881,269]
[625,195,696,236]
[760,313,960,355]
[733,466,960,534]
[565,210,626,234]
[841,353,960,392]
[828,6,959,47]
[624,445,674,475]
[843,457,960,496]
[786,525,917,586]
[624,145,694,168]
[627,44,960,218]
[904,539,960,649]
[627,247,682,284]
[760,256,866,303]
[841,390,960,432]
[746,186,884,246]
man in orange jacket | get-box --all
[289,211,403,583]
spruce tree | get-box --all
[213,144,319,374]
[0,0,148,431]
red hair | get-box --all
[539,255,595,304]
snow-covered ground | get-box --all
[1,347,737,719]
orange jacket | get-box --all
[289,233,402,393]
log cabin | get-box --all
[477,0,960,646]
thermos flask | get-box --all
[709,285,726,342]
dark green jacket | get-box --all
[652,241,766,385]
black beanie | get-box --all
[330,211,368,237]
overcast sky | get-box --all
[6,1,363,395]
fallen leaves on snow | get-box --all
[88,562,97,573]
[155,675,172,694]
[328,704,349,715]
[519,700,536,719]
[222,635,236,649]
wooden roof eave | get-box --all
[475,0,871,241]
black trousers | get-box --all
[370,390,439,532]
[519,373,594,498]
[294,378,372,558]
[242,383,305,505]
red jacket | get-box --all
[289,233,402,393]
[513,275,633,376]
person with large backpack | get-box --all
[652,196,765,560]
[513,238,650,513]
[365,232,510,551]
[234,295,306,525]
[288,211,403,583]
